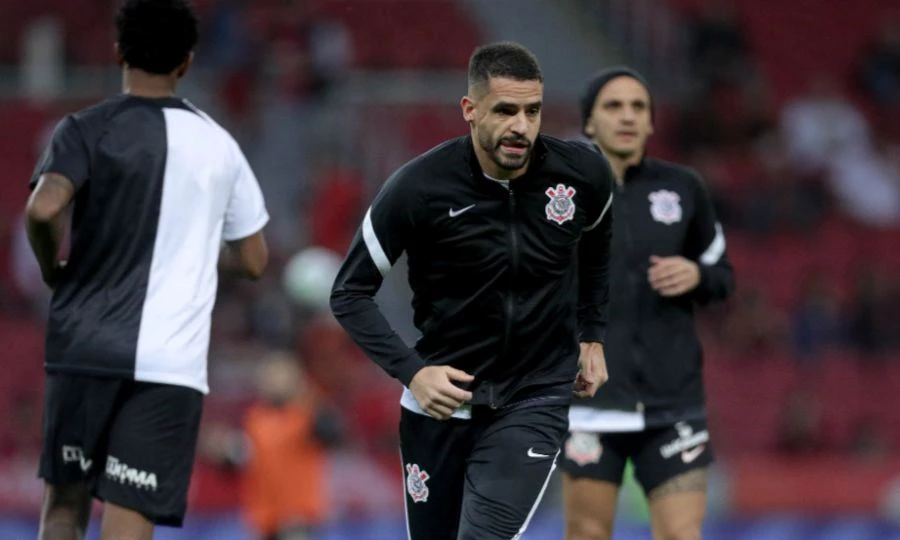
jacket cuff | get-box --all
[693,264,712,298]
[579,323,607,344]
[394,352,428,388]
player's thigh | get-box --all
[457,401,569,540]
[647,469,707,540]
[560,431,629,540]
[96,381,203,528]
[632,420,713,540]
[39,373,125,488]
[400,408,473,540]
[100,501,154,540]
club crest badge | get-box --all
[405,463,430,503]
[565,431,603,466]
[545,183,577,225]
[648,189,682,225]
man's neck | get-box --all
[597,144,642,185]
[122,68,177,98]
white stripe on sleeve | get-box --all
[362,207,392,276]
[699,223,726,266]
[584,192,614,231]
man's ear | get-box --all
[461,95,477,124]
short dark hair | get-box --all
[467,41,543,94]
[115,0,199,75]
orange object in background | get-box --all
[242,401,329,536]
[241,353,331,538]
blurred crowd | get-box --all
[1,0,900,531]
[678,1,900,361]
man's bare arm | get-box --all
[26,173,75,286]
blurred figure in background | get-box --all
[686,0,753,90]
[858,13,900,108]
[775,387,825,456]
[202,351,341,540]
[781,75,871,175]
[790,270,846,363]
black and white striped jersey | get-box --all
[29,95,269,394]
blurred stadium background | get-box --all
[2,0,900,538]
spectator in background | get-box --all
[202,351,341,540]
[791,271,846,363]
[847,269,900,358]
[858,13,900,108]
[827,127,900,228]
[686,0,753,90]
[723,287,788,356]
[775,388,825,456]
[307,163,365,255]
[848,416,891,462]
[742,131,829,235]
[305,7,353,99]
[781,75,871,174]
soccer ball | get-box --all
[282,246,343,310]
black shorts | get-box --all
[559,418,713,494]
[39,373,203,527]
[400,396,569,540]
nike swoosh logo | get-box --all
[681,444,705,464]
[449,204,476,218]
[527,447,551,459]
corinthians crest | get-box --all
[545,183,577,225]
[565,431,602,466]
[405,463,430,503]
[648,189,682,225]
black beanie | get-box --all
[579,66,652,136]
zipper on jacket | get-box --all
[496,188,519,409]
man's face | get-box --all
[461,76,543,175]
[585,76,653,160]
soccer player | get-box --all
[25,1,269,538]
[559,67,734,540]
[330,42,615,540]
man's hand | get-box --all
[574,342,607,398]
[648,255,700,297]
[409,366,474,420]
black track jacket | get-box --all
[576,156,734,425]
[331,134,615,408]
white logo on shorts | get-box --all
[565,432,603,466]
[681,445,706,464]
[659,422,709,460]
[61,445,92,472]
[105,456,158,491]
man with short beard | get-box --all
[331,42,615,540]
